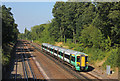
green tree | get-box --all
[80,25,104,48]
[2,5,19,66]
[52,2,68,43]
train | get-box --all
[41,43,88,71]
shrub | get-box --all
[103,48,119,68]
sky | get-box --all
[2,2,57,33]
[2,0,115,33]
[1,0,68,2]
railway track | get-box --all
[22,43,36,81]
[15,43,35,80]
[21,51,29,80]
[14,43,24,80]
[29,42,102,80]
[23,43,46,80]
[14,41,44,81]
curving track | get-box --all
[26,40,102,80]
[11,40,103,80]
[12,41,45,81]
[24,40,101,80]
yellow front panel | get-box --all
[81,57,85,67]
[72,54,75,56]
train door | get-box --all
[76,56,80,66]
[80,55,85,67]
[71,55,75,66]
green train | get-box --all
[41,43,88,71]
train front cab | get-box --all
[75,54,88,71]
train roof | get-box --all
[42,43,88,56]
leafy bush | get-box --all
[82,47,105,63]
[80,25,104,48]
[66,39,72,44]
[2,43,13,66]
[103,48,119,68]
[68,43,76,49]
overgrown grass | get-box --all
[103,47,119,69]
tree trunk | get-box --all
[60,27,62,42]
[63,27,65,43]
[73,29,76,44]
[64,35,65,43]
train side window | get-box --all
[71,56,75,62]
[50,48,51,51]
[61,52,63,56]
[44,46,46,48]
[65,54,70,59]
[55,50,57,53]
[45,46,47,49]
[58,52,61,55]
[51,48,53,51]
[85,56,88,62]
[64,54,66,58]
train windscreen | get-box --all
[77,56,80,62]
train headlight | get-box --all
[77,63,80,66]
[86,62,88,64]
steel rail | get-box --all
[15,42,27,80]
[21,46,29,81]
[24,43,46,80]
[31,43,102,80]
[22,43,36,81]
[31,44,88,79]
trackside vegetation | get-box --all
[1,5,19,77]
[19,2,120,70]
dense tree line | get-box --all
[51,2,120,47]
[19,2,120,68]
[1,5,19,66]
